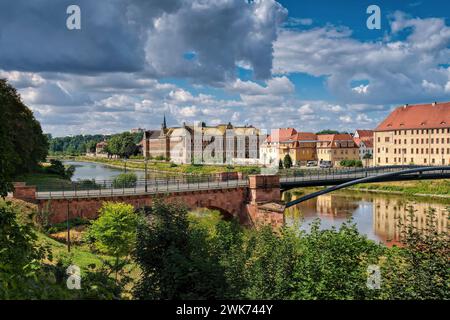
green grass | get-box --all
[15,172,73,188]
[75,156,261,175]
[350,179,450,196]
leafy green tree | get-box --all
[0,203,50,298]
[45,159,75,179]
[278,159,283,169]
[316,129,340,134]
[283,154,293,169]
[0,79,48,196]
[106,132,138,158]
[112,173,137,188]
[85,202,138,282]
[134,201,229,299]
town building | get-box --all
[142,118,262,164]
[260,128,318,167]
[95,141,109,158]
[353,129,374,166]
[374,101,450,166]
[316,134,359,166]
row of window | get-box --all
[378,137,450,144]
[378,148,450,155]
[378,158,448,164]
[393,128,450,135]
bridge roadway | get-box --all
[35,165,450,200]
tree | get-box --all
[283,154,293,169]
[278,159,284,170]
[133,201,229,299]
[316,129,340,135]
[0,79,48,196]
[0,203,49,298]
[86,202,138,282]
[106,132,138,158]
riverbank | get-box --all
[71,156,261,175]
[285,179,450,201]
[348,179,450,199]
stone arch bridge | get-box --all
[12,166,450,227]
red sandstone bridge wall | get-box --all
[37,188,250,224]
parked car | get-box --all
[306,161,317,167]
[319,161,333,168]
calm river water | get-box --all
[284,191,449,245]
[62,160,147,181]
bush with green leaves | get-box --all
[85,202,139,283]
[340,159,363,167]
[45,159,75,179]
[112,173,137,188]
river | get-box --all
[62,160,148,181]
[284,191,449,245]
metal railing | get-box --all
[35,174,249,199]
[35,165,450,199]
[278,165,426,183]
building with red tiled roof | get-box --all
[374,101,450,166]
[261,128,317,166]
[353,129,374,165]
[316,134,359,166]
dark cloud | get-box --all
[0,0,145,73]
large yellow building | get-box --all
[374,102,450,166]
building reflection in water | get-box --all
[284,191,449,245]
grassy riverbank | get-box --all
[349,179,450,197]
[15,172,73,188]
[73,156,261,175]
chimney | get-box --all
[432,101,437,106]
[403,104,408,109]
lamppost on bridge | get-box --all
[124,159,127,173]
[145,157,148,193]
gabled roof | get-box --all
[317,134,356,148]
[375,102,450,131]
[354,137,374,148]
[289,132,317,142]
[355,129,374,139]
[266,128,297,143]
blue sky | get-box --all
[0,0,449,136]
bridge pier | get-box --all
[246,175,285,228]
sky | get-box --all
[1,0,449,137]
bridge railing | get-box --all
[35,174,249,199]
[278,165,426,183]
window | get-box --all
[432,158,435,164]
[378,157,381,163]
[411,148,414,154]
[411,139,414,144]
[385,137,390,142]
[377,137,380,142]
[424,158,427,163]
[404,139,407,144]
[386,158,388,163]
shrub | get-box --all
[112,173,137,188]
